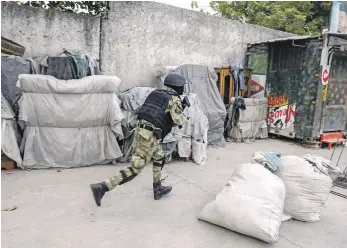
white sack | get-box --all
[154,66,178,89]
[177,137,191,158]
[1,95,23,167]
[162,93,208,164]
[277,155,333,222]
[119,87,155,112]
[227,97,268,141]
[192,130,208,165]
[17,74,124,169]
[198,163,285,243]
[172,93,209,162]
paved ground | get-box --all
[2,138,347,248]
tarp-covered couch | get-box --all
[17,74,124,169]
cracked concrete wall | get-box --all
[1,2,100,59]
[101,1,293,90]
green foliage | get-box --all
[191,0,210,14]
[192,1,331,35]
[13,1,107,16]
[191,0,198,9]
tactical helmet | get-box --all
[164,73,186,87]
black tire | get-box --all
[1,37,25,57]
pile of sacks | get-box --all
[225,97,268,143]
[198,151,341,243]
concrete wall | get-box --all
[2,1,293,90]
[101,1,293,90]
[1,2,100,59]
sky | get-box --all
[21,0,215,14]
[153,0,214,13]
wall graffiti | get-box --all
[268,104,296,129]
[267,95,296,135]
[267,95,289,107]
[249,75,266,98]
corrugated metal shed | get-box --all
[249,35,320,45]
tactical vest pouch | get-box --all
[153,129,162,141]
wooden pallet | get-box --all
[1,36,25,57]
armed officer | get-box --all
[90,73,190,206]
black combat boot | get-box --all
[153,181,172,200]
[90,182,109,207]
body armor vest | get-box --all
[137,89,177,138]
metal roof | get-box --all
[328,32,347,39]
[249,35,320,46]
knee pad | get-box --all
[119,167,138,185]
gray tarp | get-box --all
[117,87,156,162]
[17,74,124,169]
[227,97,268,141]
[1,94,23,167]
[174,64,226,147]
[119,87,156,112]
[39,50,100,79]
[45,57,78,80]
[1,55,33,115]
[154,66,179,89]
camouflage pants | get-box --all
[105,126,165,190]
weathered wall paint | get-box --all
[300,41,323,138]
[101,1,293,90]
[245,44,268,99]
[295,41,321,138]
[246,44,269,75]
[266,66,301,137]
[266,94,296,137]
[1,2,100,59]
[250,40,322,139]
[249,39,347,138]
[264,40,321,139]
[322,50,347,132]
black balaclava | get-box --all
[169,85,184,95]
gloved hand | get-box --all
[129,119,138,130]
[182,96,190,110]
